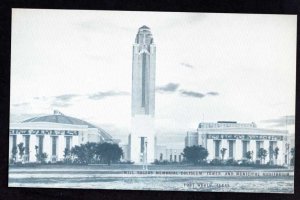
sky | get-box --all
[10,9,296,147]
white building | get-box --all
[9,111,118,163]
[185,121,289,165]
[129,25,156,164]
[185,131,198,147]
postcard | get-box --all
[8,9,296,193]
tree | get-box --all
[11,146,18,163]
[220,148,227,161]
[95,143,123,165]
[257,148,268,164]
[245,151,253,162]
[71,144,87,164]
[63,148,72,164]
[17,143,25,161]
[84,142,98,164]
[182,145,209,165]
[36,152,48,163]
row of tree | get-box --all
[64,142,123,165]
[10,142,123,165]
[10,142,48,164]
[182,145,294,165]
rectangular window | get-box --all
[52,136,57,156]
[170,154,172,162]
[242,141,249,158]
[12,135,17,148]
[25,135,30,155]
[228,140,234,158]
[38,136,44,155]
[174,155,177,162]
[256,141,263,158]
[214,140,221,158]
[140,137,145,153]
[179,155,182,162]
[141,53,146,108]
[269,141,276,160]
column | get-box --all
[206,139,214,160]
[277,140,283,165]
[29,135,36,162]
[235,140,242,160]
[9,135,12,161]
[57,135,65,161]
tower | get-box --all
[129,25,156,164]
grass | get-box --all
[9,163,292,171]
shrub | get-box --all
[226,158,238,166]
[210,158,223,166]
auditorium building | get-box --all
[9,111,118,163]
[185,121,290,165]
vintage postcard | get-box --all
[9,9,296,193]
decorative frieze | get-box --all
[9,129,79,136]
[207,134,285,141]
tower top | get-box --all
[135,25,154,45]
[139,25,150,30]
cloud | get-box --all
[33,96,48,101]
[75,18,131,34]
[88,91,129,100]
[207,92,219,96]
[156,83,180,93]
[261,115,295,127]
[51,102,72,108]
[180,62,194,69]
[12,102,29,107]
[179,90,205,98]
[55,94,79,101]
[51,94,80,108]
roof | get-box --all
[23,114,97,128]
[139,25,150,29]
[22,113,113,140]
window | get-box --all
[256,141,263,158]
[269,141,277,160]
[174,155,177,162]
[242,141,249,158]
[179,155,182,162]
[140,137,145,153]
[214,140,221,158]
[12,135,17,148]
[228,140,234,158]
[170,154,172,162]
[141,53,147,108]
[52,136,57,156]
[25,135,30,155]
[38,136,44,155]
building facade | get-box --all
[185,121,289,165]
[185,131,198,147]
[129,25,156,164]
[9,112,117,163]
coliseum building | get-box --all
[9,111,118,163]
[185,121,290,165]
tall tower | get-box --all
[130,25,156,164]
